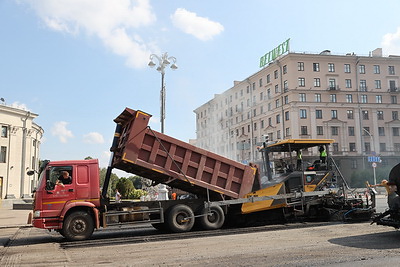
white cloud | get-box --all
[83,132,105,144]
[171,8,224,41]
[382,27,400,55]
[20,0,157,68]
[51,121,73,143]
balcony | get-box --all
[327,86,340,91]
[388,87,399,93]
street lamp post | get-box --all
[148,52,178,133]
[363,128,377,185]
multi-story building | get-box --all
[194,48,400,180]
[0,103,43,199]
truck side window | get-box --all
[46,166,73,190]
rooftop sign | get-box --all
[259,39,290,68]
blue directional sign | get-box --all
[368,156,381,162]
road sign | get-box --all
[368,156,381,163]
[372,162,377,168]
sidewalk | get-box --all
[0,199,31,228]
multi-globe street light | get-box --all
[148,52,178,133]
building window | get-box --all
[328,63,335,72]
[376,95,382,103]
[267,74,271,83]
[275,84,279,93]
[362,110,369,120]
[284,95,289,104]
[389,66,396,75]
[361,95,368,103]
[359,64,366,74]
[261,120,265,128]
[276,114,280,124]
[380,143,387,152]
[347,110,354,119]
[300,109,307,119]
[285,111,290,121]
[393,111,399,120]
[316,110,322,119]
[373,65,380,74]
[349,143,356,152]
[301,126,308,135]
[285,127,290,137]
[299,93,306,102]
[1,126,7,138]
[375,80,381,89]
[259,78,263,87]
[313,63,320,72]
[260,92,264,101]
[345,79,352,88]
[348,126,355,136]
[298,62,304,71]
[0,146,6,163]
[391,95,397,104]
[331,126,339,136]
[314,78,321,87]
[346,94,353,103]
[317,126,323,135]
[378,127,385,136]
[330,94,337,103]
[344,64,351,73]
[298,77,305,87]
[333,143,339,152]
[283,65,287,74]
[365,142,371,152]
[377,111,384,120]
[274,70,278,79]
[328,78,336,90]
[315,93,321,102]
[360,80,367,91]
[283,80,288,91]
[331,110,338,119]
[275,99,280,108]
[277,130,281,139]
[393,127,400,136]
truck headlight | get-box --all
[33,210,41,218]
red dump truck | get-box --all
[28,107,372,241]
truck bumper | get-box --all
[32,217,62,229]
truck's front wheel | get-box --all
[63,211,94,241]
[167,204,194,233]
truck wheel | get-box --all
[63,211,94,241]
[167,204,194,233]
[199,206,225,230]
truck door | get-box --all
[40,166,76,219]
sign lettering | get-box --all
[259,39,290,68]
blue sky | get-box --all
[1,0,400,171]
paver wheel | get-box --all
[167,204,194,233]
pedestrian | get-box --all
[115,188,122,203]
[319,145,327,163]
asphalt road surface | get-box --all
[1,196,398,266]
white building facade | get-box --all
[194,48,400,179]
[0,104,43,199]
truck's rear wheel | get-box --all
[63,211,94,241]
[199,206,225,230]
[167,204,194,232]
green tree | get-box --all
[116,177,134,199]
[85,156,93,160]
[99,168,119,197]
[128,175,143,189]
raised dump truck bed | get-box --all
[111,108,258,200]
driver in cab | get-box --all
[56,171,72,187]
